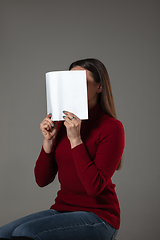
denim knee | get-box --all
[0,223,13,239]
[12,224,34,239]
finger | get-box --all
[41,116,53,124]
[64,120,73,129]
[63,116,75,126]
[63,111,75,118]
[63,112,76,120]
[44,117,54,126]
[70,116,76,120]
[41,119,54,131]
[43,123,52,131]
[42,126,55,137]
[41,121,52,131]
[47,113,52,118]
[67,115,76,121]
[64,111,81,122]
[64,115,81,126]
[42,130,48,136]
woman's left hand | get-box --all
[63,111,83,149]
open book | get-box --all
[46,70,88,121]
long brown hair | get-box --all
[69,58,122,170]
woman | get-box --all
[0,58,125,240]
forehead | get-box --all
[71,66,94,81]
[71,66,85,71]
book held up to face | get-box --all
[46,70,88,121]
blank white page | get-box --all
[46,70,88,121]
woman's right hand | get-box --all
[40,113,58,153]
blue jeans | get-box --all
[0,210,118,240]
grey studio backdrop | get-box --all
[0,0,159,239]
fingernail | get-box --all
[63,116,65,118]
[63,111,66,113]
[52,123,54,127]
[49,113,52,115]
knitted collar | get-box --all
[88,103,105,120]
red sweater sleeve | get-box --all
[34,146,58,187]
[71,119,125,196]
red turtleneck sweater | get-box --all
[34,104,125,229]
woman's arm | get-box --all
[63,111,125,196]
[34,146,58,187]
[34,114,58,187]
[63,111,82,148]
[71,120,125,196]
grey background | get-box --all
[0,0,159,239]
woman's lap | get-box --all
[0,210,57,239]
[0,210,118,240]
